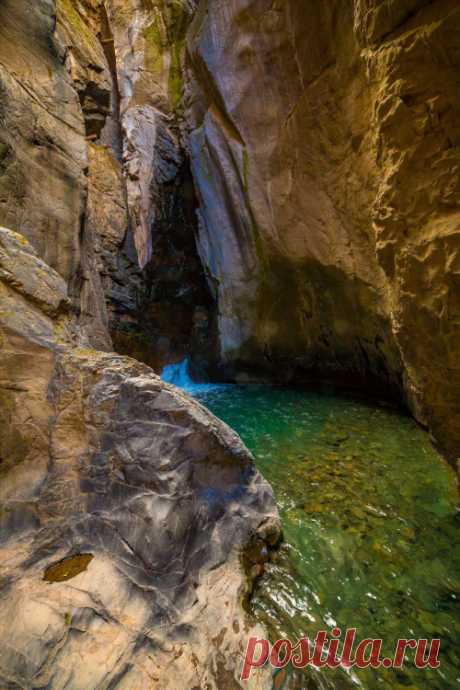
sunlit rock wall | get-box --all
[185,0,460,458]
[0,0,87,284]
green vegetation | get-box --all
[57,0,100,60]
[142,0,189,111]
[167,0,188,110]
[143,18,164,75]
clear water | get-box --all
[162,366,460,690]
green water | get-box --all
[193,385,460,690]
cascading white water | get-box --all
[160,358,224,394]
[160,359,193,388]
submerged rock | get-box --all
[0,226,280,689]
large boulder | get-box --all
[0,227,280,689]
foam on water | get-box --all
[160,358,225,394]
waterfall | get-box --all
[160,358,223,394]
[161,359,195,388]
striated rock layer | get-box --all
[184,0,460,459]
[0,226,280,689]
[0,0,218,372]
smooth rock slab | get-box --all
[0,227,280,689]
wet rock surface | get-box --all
[0,226,280,689]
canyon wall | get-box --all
[0,0,459,686]
[0,0,217,372]
[1,0,457,457]
[185,0,460,459]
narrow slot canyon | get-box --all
[0,1,459,689]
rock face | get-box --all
[0,1,459,686]
[185,0,460,458]
[0,226,280,689]
[7,0,457,460]
[0,0,218,373]
[102,0,219,372]
[0,0,86,284]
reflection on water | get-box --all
[190,384,460,690]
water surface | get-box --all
[163,364,460,689]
